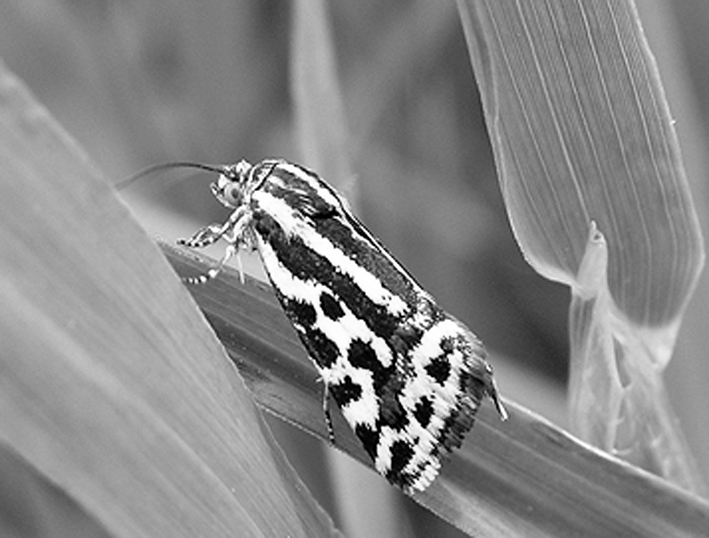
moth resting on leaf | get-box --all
[125,158,507,493]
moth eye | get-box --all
[210,179,242,207]
[224,184,242,204]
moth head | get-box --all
[211,160,252,208]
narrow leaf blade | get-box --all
[165,244,709,537]
[0,61,337,537]
[458,0,705,492]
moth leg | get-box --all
[179,207,251,284]
[322,384,336,445]
[181,240,240,285]
[179,223,226,250]
[179,205,249,249]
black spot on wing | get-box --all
[347,339,408,430]
[388,440,414,478]
[272,292,339,369]
[347,339,381,376]
[355,423,379,461]
[302,329,340,369]
[320,292,344,320]
[277,295,339,369]
[413,397,434,428]
[425,355,451,385]
[329,376,362,407]
[281,297,317,328]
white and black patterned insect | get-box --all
[125,159,507,493]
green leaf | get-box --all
[165,243,709,537]
[458,0,705,493]
[0,61,338,537]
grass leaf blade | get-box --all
[457,0,705,492]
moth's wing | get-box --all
[250,169,500,493]
[369,309,494,492]
[307,186,428,292]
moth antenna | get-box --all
[115,161,226,191]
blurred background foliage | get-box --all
[0,1,707,537]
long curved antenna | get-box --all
[115,161,226,191]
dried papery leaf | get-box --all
[458,0,705,492]
[569,224,702,490]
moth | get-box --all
[126,158,507,493]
